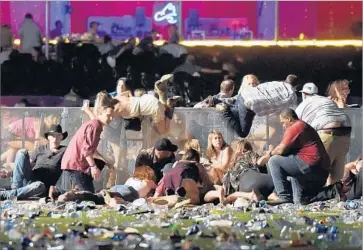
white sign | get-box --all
[153,3,178,25]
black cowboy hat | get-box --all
[44,124,68,140]
[155,138,178,152]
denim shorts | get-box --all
[110,185,139,202]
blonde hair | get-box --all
[133,165,156,182]
[43,114,60,128]
[238,74,259,94]
[206,129,227,159]
[134,88,146,97]
[94,91,118,115]
[326,79,350,101]
[231,139,254,166]
[184,139,201,154]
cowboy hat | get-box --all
[44,124,68,140]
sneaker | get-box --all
[0,191,8,201]
[155,74,174,105]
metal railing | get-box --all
[1,107,361,185]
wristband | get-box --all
[90,165,97,169]
[269,152,273,157]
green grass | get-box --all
[0,208,362,249]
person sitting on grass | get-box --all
[0,124,67,200]
[204,139,274,204]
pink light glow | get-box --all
[0,1,361,40]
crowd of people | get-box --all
[0,13,361,209]
[0,72,361,209]
[1,14,362,106]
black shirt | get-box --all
[135,147,175,182]
[30,145,66,188]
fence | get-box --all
[1,107,361,188]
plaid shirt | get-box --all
[241,81,297,116]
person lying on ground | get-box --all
[49,165,158,207]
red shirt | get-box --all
[61,119,103,174]
[281,120,331,170]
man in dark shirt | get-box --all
[135,138,177,182]
[0,124,67,200]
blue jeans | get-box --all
[110,185,139,202]
[221,94,255,138]
[55,170,95,195]
[0,181,46,200]
[11,149,34,189]
[268,155,328,204]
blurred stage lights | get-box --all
[13,39,362,47]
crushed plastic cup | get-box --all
[151,200,168,219]
[65,202,77,213]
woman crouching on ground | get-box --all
[204,139,275,204]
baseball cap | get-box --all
[299,82,318,95]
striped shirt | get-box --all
[241,81,297,116]
[295,95,351,131]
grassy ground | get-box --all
[0,206,362,249]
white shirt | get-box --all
[125,177,145,191]
[241,81,297,116]
[295,95,351,130]
[18,19,42,51]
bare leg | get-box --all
[204,185,222,203]
[153,119,170,135]
[204,190,220,203]
[326,175,334,186]
[109,142,121,169]
[106,167,117,189]
[181,179,200,205]
[4,147,18,163]
[224,189,263,204]
[1,149,9,162]
[219,186,226,204]
[267,192,279,201]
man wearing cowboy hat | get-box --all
[0,124,67,200]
